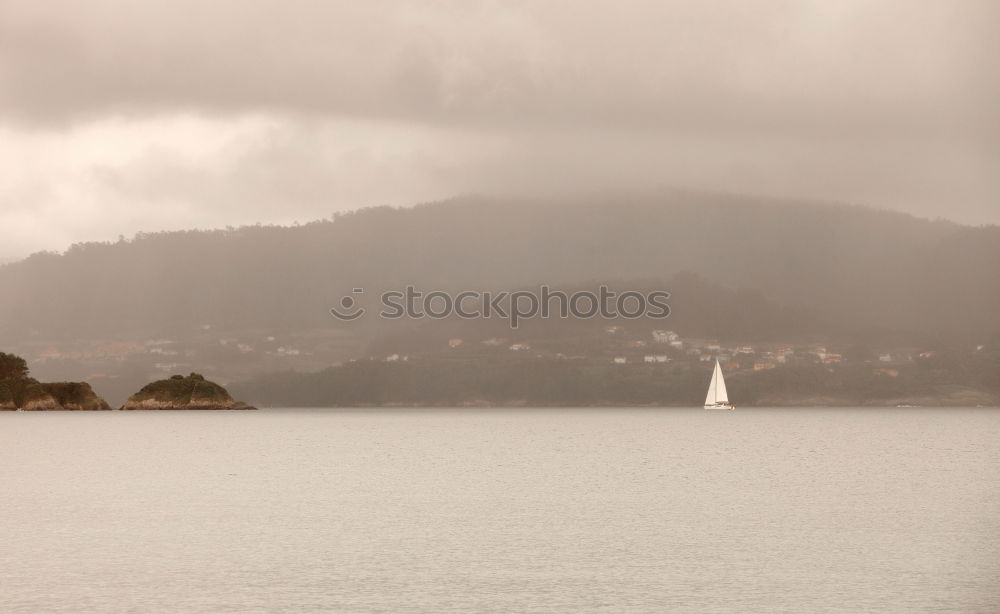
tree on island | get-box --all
[0,352,29,380]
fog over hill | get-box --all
[1,192,997,338]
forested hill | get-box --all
[1,192,997,343]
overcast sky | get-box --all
[1,0,997,258]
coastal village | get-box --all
[424,327,960,378]
[18,326,965,376]
[12,320,987,401]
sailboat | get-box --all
[704,359,734,410]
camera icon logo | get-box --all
[330,288,366,321]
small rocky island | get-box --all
[121,373,255,410]
[1,351,113,410]
[0,379,112,411]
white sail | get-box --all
[704,361,719,406]
[704,359,730,406]
[715,360,728,404]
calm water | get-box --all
[1,408,998,613]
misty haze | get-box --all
[1,2,998,613]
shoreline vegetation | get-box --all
[4,349,998,410]
[228,356,1000,409]
[3,349,997,410]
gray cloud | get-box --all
[0,0,997,257]
[3,1,996,134]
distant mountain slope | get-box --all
[1,192,997,344]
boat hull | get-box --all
[704,403,734,410]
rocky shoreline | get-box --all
[0,379,112,411]
[2,351,253,410]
